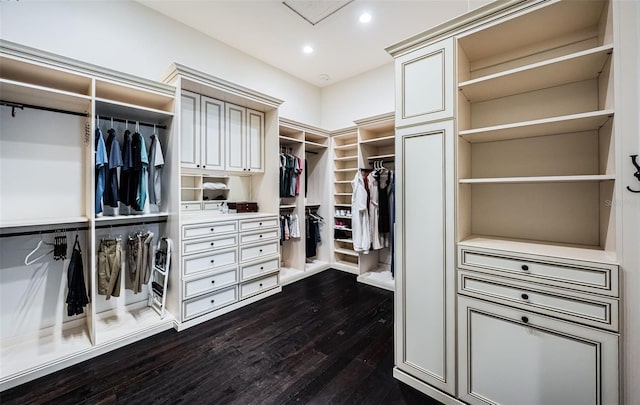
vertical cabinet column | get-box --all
[394,120,455,395]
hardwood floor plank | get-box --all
[0,270,442,405]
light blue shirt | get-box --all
[95,128,108,215]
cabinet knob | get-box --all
[203,165,206,168]
[210,259,215,263]
[210,242,215,246]
[259,235,263,238]
[259,283,263,287]
[197,164,200,168]
[248,168,251,172]
[211,280,216,284]
[260,266,264,270]
[521,293,529,300]
[521,316,529,324]
[521,264,529,271]
[211,299,215,304]
[259,222,262,226]
[210,228,215,231]
[259,249,263,253]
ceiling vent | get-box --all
[283,0,354,26]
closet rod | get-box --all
[95,218,167,230]
[97,116,167,130]
[0,226,90,239]
[0,100,89,118]
[304,150,318,155]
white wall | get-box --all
[0,0,321,126]
[320,62,395,130]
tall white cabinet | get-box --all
[387,1,636,404]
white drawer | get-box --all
[182,248,237,276]
[239,229,279,244]
[240,241,278,263]
[182,234,237,255]
[203,201,224,211]
[459,247,619,297]
[458,271,619,332]
[181,202,202,212]
[183,267,238,299]
[240,273,279,299]
[240,257,280,281]
[182,221,237,240]
[183,286,237,320]
[239,217,278,232]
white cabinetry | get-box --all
[394,38,454,127]
[180,91,224,171]
[458,296,619,405]
[226,104,264,173]
[394,120,455,395]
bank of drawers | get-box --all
[181,215,280,321]
[458,245,620,332]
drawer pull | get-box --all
[260,266,264,270]
[210,259,215,263]
[259,235,263,238]
[259,249,263,253]
[259,283,263,287]
[521,293,529,300]
[210,299,215,304]
[210,228,215,232]
[210,242,215,246]
[521,316,529,324]
[211,280,215,284]
[259,222,262,226]
[521,264,529,271]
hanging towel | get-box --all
[351,170,370,253]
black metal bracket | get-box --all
[627,154,640,193]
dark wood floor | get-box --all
[1,270,442,405]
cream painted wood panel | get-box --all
[225,103,246,172]
[395,38,454,127]
[201,96,225,171]
[395,120,455,395]
[458,296,619,405]
[180,90,200,169]
[246,109,264,173]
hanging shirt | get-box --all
[104,128,123,208]
[135,133,149,212]
[95,128,108,215]
[148,134,165,206]
[290,214,300,238]
[368,173,383,250]
[119,130,133,207]
[351,170,370,254]
[295,157,303,196]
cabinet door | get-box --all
[394,120,455,395]
[246,109,264,173]
[180,90,200,169]
[458,296,619,405]
[201,96,225,171]
[395,37,453,127]
[225,103,246,172]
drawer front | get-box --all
[181,202,202,212]
[459,271,619,332]
[240,257,280,281]
[203,201,224,211]
[459,248,618,297]
[182,248,237,276]
[182,234,237,255]
[239,217,278,232]
[183,221,238,239]
[239,229,279,244]
[183,286,237,320]
[240,241,279,263]
[183,267,238,299]
[240,274,279,299]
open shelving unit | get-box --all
[456,0,617,261]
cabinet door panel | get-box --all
[225,103,246,172]
[180,91,200,168]
[458,296,619,405]
[246,109,264,173]
[395,120,455,394]
[395,38,453,127]
[201,96,224,171]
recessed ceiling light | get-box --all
[303,45,314,54]
[319,73,330,81]
[359,12,372,23]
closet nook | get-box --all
[0,41,176,391]
[278,118,331,285]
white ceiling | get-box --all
[137,0,469,87]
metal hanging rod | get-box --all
[305,150,318,155]
[97,116,167,130]
[0,218,167,238]
[1,100,89,118]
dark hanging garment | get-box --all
[104,129,123,207]
[129,132,142,210]
[66,236,89,316]
[119,130,133,206]
[378,169,391,233]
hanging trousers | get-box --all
[97,239,122,299]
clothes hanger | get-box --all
[25,234,55,265]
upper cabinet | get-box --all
[393,37,454,127]
[180,91,225,171]
[226,104,264,173]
